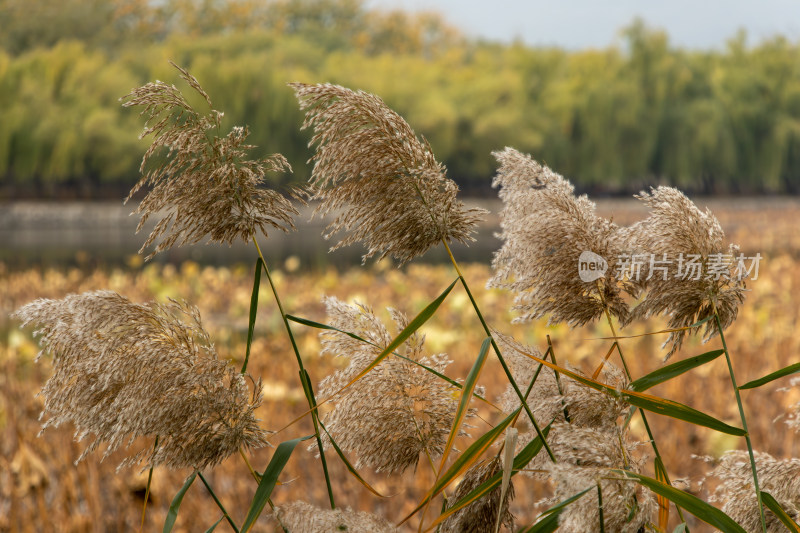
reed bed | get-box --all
[3,64,800,532]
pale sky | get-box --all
[365,0,800,49]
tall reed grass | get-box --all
[8,63,800,532]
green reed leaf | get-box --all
[518,488,593,533]
[163,471,197,533]
[341,277,458,390]
[204,516,225,533]
[400,406,523,525]
[512,348,746,436]
[241,435,314,532]
[761,491,800,532]
[318,419,386,498]
[286,313,491,404]
[241,257,263,373]
[425,424,552,531]
[739,362,800,390]
[615,471,745,533]
[630,350,724,392]
[437,337,491,473]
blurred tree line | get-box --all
[2,0,800,197]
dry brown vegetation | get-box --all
[2,200,799,531]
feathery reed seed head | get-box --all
[440,456,515,533]
[546,461,656,532]
[489,148,633,326]
[316,297,468,473]
[122,62,296,260]
[627,186,745,358]
[291,82,486,264]
[272,501,396,532]
[12,290,269,470]
[495,332,628,433]
[707,450,800,532]
[535,419,653,531]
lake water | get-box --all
[2,197,797,269]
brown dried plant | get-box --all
[121,62,296,260]
[626,186,746,358]
[488,147,634,327]
[12,290,269,470]
[707,450,800,532]
[291,82,486,264]
[534,417,654,531]
[440,456,515,533]
[545,459,656,532]
[495,332,629,434]
[272,500,397,532]
[315,296,469,474]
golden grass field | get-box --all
[2,199,800,532]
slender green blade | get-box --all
[597,483,606,532]
[204,516,225,533]
[514,348,746,436]
[761,491,800,532]
[518,487,594,532]
[286,314,369,344]
[616,471,746,533]
[286,314,487,401]
[241,257,263,374]
[163,471,197,533]
[426,424,552,530]
[520,512,559,533]
[437,337,491,471]
[318,419,386,498]
[520,487,593,533]
[630,350,725,392]
[342,278,458,390]
[400,407,523,525]
[241,435,314,532]
[739,362,800,390]
[673,524,688,533]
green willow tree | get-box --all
[3,0,800,195]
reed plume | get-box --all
[12,290,269,470]
[489,147,634,326]
[707,450,800,532]
[272,501,396,532]
[440,456,515,533]
[122,62,296,260]
[291,82,486,264]
[495,332,628,433]
[546,459,655,532]
[534,416,653,531]
[315,297,468,473]
[626,186,745,358]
